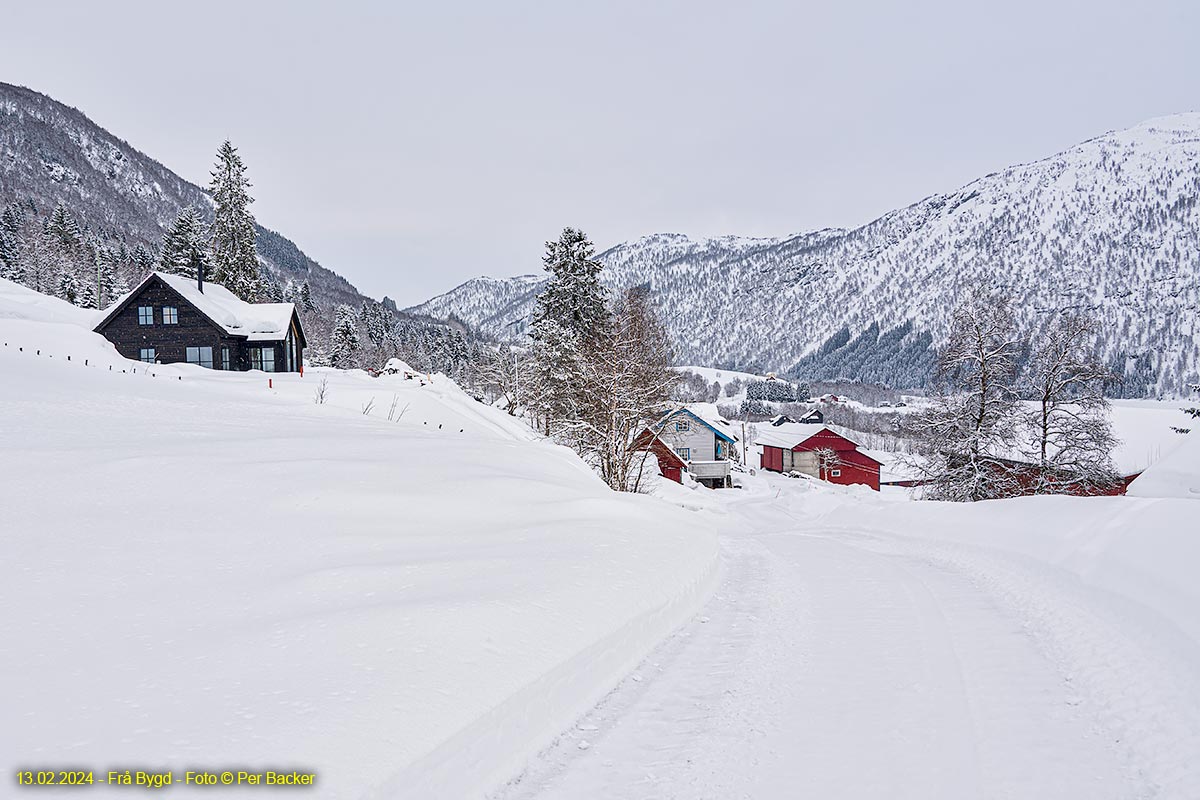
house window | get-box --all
[221,347,231,371]
[139,347,155,363]
[830,469,842,478]
[162,306,178,325]
[675,419,691,432]
[675,447,691,461]
[186,346,214,369]
[251,347,276,372]
[137,306,153,325]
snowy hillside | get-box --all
[1,82,366,311]
[408,114,1200,395]
[0,278,719,799]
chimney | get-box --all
[196,254,204,294]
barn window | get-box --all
[139,347,156,363]
[830,469,842,477]
[675,447,691,461]
[675,419,690,432]
[186,346,214,369]
[162,306,178,324]
[137,306,153,325]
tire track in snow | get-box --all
[495,512,1147,799]
[825,526,1200,799]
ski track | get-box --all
[493,493,1200,800]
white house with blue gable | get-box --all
[634,405,740,488]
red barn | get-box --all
[757,424,882,491]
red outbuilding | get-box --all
[757,424,882,491]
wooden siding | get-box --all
[95,276,304,372]
[96,277,247,368]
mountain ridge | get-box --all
[0,81,366,310]
[408,113,1200,396]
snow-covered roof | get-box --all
[97,272,298,342]
[666,405,739,443]
[754,421,866,451]
[646,405,739,443]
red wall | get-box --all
[795,431,881,491]
[761,446,785,472]
[820,455,881,491]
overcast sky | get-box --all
[3,1,1197,305]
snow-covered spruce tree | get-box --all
[44,202,82,250]
[56,269,81,305]
[208,140,262,301]
[529,317,584,436]
[570,285,680,492]
[329,305,361,369]
[159,208,209,278]
[299,281,317,312]
[1022,311,1119,492]
[528,228,610,435]
[17,227,56,293]
[261,270,285,302]
[94,245,122,309]
[910,287,1025,501]
[0,204,25,278]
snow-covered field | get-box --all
[0,280,719,799]
[4,277,1200,799]
[502,473,1200,799]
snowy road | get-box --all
[495,485,1197,799]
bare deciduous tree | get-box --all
[909,287,1025,501]
[813,447,843,480]
[566,286,681,492]
[1022,311,1119,492]
[313,375,329,405]
[477,343,531,416]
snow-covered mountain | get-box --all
[408,115,1200,396]
[0,82,364,310]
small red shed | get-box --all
[630,429,688,483]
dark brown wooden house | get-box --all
[94,272,306,372]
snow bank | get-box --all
[776,481,1200,650]
[762,477,1200,797]
[1127,431,1200,499]
[0,284,719,799]
[1108,400,1197,475]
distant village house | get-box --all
[633,407,740,488]
[757,423,882,491]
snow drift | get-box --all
[0,278,719,799]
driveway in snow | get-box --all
[497,481,1195,799]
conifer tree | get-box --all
[0,204,24,275]
[159,208,209,278]
[532,227,608,338]
[132,242,157,273]
[56,269,80,305]
[94,246,122,309]
[208,140,261,301]
[299,281,317,312]
[44,202,82,250]
[329,305,360,369]
[528,227,610,433]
